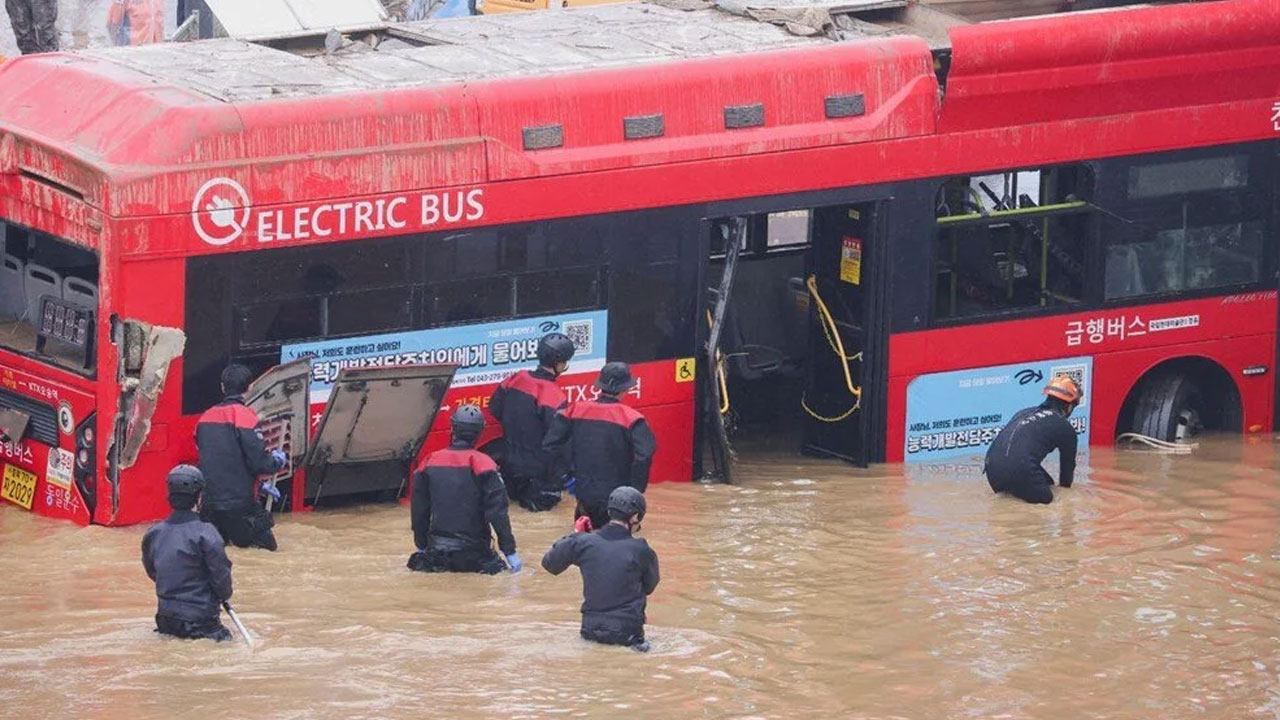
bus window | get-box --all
[933,165,1094,321]
[0,220,99,373]
[1105,152,1267,300]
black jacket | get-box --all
[541,523,660,632]
[195,396,284,510]
[985,404,1079,487]
[141,510,233,622]
[411,441,517,556]
[489,368,567,481]
[542,397,656,508]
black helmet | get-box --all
[166,464,205,496]
[595,362,636,395]
[607,486,646,522]
[537,332,576,368]
[450,403,485,441]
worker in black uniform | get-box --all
[141,465,234,642]
[195,364,287,551]
[542,486,660,652]
[984,375,1082,505]
[543,362,657,532]
[408,404,521,575]
[489,332,576,512]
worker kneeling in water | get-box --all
[141,465,234,641]
[408,404,521,575]
[542,486,660,652]
[984,375,1082,505]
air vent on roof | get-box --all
[825,93,866,119]
[522,124,564,151]
[623,114,665,140]
[723,103,765,130]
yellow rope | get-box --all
[706,310,730,415]
[801,275,863,423]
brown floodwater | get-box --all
[1,435,1279,719]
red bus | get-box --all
[0,0,1276,525]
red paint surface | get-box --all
[0,0,1276,524]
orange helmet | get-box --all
[1043,375,1082,404]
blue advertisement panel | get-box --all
[903,356,1092,463]
[281,310,608,401]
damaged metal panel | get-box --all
[108,320,185,520]
[203,0,388,38]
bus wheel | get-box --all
[1129,372,1203,442]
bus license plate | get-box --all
[1,465,37,510]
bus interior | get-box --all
[0,220,100,374]
[706,201,878,474]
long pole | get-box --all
[222,601,255,650]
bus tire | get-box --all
[1130,371,1201,442]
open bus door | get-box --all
[245,363,457,509]
[702,217,747,483]
[243,359,311,511]
[800,203,879,466]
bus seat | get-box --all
[62,277,98,311]
[0,254,23,321]
[721,258,804,382]
[23,263,62,321]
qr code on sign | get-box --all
[563,320,593,354]
[1049,363,1088,406]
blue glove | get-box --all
[270,449,288,468]
[563,476,577,496]
[506,553,523,573]
[261,483,281,502]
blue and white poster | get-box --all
[282,310,608,402]
[903,356,1092,463]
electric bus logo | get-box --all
[192,177,250,246]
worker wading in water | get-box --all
[543,362,656,532]
[141,465,234,642]
[408,404,521,575]
[542,486,659,652]
[489,332,575,512]
[196,364,288,551]
[984,375,1082,505]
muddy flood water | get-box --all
[2,436,1279,719]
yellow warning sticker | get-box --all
[840,236,862,285]
[675,358,696,383]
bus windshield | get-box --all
[0,219,100,374]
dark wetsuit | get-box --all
[141,510,233,641]
[195,395,286,550]
[408,441,516,575]
[543,397,656,530]
[541,522,660,650]
[489,368,567,511]
[984,404,1078,505]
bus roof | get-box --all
[77,2,927,102]
[0,0,1276,226]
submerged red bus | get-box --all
[0,0,1276,525]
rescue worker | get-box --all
[4,0,58,55]
[407,404,521,575]
[984,375,1082,505]
[141,465,234,642]
[543,362,656,531]
[541,486,660,652]
[488,332,576,512]
[196,364,287,551]
[107,0,164,46]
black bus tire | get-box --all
[1130,372,1200,442]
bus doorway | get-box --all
[703,202,879,476]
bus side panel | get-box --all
[885,293,1278,463]
[411,359,694,499]
[107,256,189,526]
[1090,334,1276,443]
